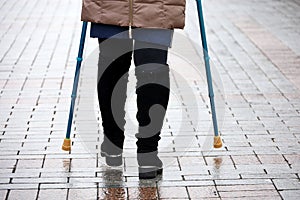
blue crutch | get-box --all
[62,21,88,151]
[196,0,222,148]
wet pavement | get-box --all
[1,0,300,199]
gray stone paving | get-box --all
[0,0,300,199]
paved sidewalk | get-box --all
[1,0,300,199]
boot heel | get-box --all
[106,156,122,167]
[157,168,163,175]
[138,166,162,179]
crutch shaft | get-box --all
[62,22,88,151]
[196,0,222,148]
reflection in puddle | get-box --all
[101,187,127,199]
[62,159,71,171]
[99,167,127,199]
[213,157,223,169]
[99,166,161,199]
[138,186,158,199]
[212,157,223,179]
[128,186,158,200]
[102,168,124,182]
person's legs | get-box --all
[97,38,133,166]
[134,41,170,178]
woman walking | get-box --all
[81,0,186,179]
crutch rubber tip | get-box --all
[213,136,222,148]
[62,138,71,151]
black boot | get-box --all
[135,63,170,178]
[137,151,163,179]
[97,39,133,166]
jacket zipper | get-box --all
[129,0,133,26]
[129,0,133,38]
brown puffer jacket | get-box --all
[81,0,186,29]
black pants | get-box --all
[97,38,170,154]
